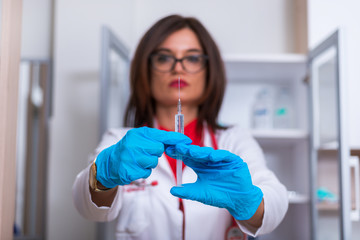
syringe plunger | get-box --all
[175,77,184,186]
[175,113,184,134]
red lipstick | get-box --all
[169,78,188,88]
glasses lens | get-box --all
[150,54,208,73]
[151,54,175,72]
[183,55,207,73]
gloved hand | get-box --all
[96,127,192,189]
[165,143,263,220]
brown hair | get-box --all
[124,14,227,132]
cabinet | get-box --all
[220,28,360,240]
[307,1,360,239]
[308,29,360,240]
[220,54,311,239]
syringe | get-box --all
[175,76,184,186]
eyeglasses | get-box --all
[150,53,208,73]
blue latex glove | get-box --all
[165,144,263,220]
[96,127,192,189]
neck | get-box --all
[156,103,198,131]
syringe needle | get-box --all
[178,76,181,102]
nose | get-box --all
[172,60,185,73]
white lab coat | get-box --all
[72,125,288,240]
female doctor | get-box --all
[72,15,288,240]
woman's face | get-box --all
[150,28,206,108]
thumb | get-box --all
[141,127,192,145]
[170,183,202,200]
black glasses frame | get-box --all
[150,53,208,73]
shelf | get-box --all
[288,191,309,204]
[318,141,339,151]
[317,202,339,211]
[223,53,307,82]
[318,143,360,154]
[251,129,308,144]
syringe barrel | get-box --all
[175,114,184,134]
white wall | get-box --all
[48,1,135,239]
[0,0,2,36]
[133,0,295,55]
[308,0,360,147]
[21,0,53,59]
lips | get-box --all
[169,79,189,88]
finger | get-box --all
[125,168,152,183]
[170,183,203,201]
[165,146,197,169]
[135,154,159,169]
[188,146,213,159]
[173,143,190,155]
[138,138,164,157]
[171,183,232,210]
[176,144,213,160]
[123,131,164,157]
[171,144,213,169]
[164,145,177,159]
[178,145,240,164]
[140,127,192,145]
[209,149,240,163]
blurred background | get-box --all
[1,0,360,239]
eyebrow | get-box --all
[156,48,203,54]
